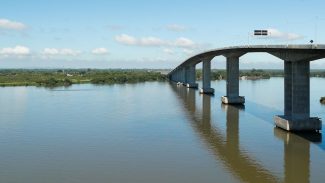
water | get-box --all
[0,78,324,183]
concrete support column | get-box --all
[284,61,310,119]
[199,59,214,94]
[291,61,310,119]
[181,68,186,84]
[222,56,245,104]
[275,61,321,131]
[227,57,239,97]
[170,72,176,82]
[284,61,292,117]
[175,70,182,85]
[185,65,198,88]
[178,70,182,82]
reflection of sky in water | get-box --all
[0,87,28,126]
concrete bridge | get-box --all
[167,44,325,132]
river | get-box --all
[0,78,324,183]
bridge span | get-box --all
[167,44,325,132]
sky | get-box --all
[1,0,325,69]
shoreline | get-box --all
[2,69,325,87]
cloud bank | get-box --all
[0,46,30,56]
[92,48,109,55]
[254,28,304,41]
[115,34,196,48]
[267,28,303,40]
[42,48,81,56]
[0,19,26,30]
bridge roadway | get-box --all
[167,44,325,132]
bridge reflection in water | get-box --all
[170,83,319,183]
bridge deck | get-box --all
[168,44,325,76]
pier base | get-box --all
[274,115,322,131]
[186,83,198,88]
[199,88,214,94]
[222,96,245,104]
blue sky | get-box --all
[1,0,325,69]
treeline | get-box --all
[0,69,166,87]
[90,70,166,84]
[197,69,325,81]
[196,69,274,80]
[1,69,325,87]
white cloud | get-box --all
[174,37,195,48]
[42,48,81,56]
[163,48,174,55]
[115,34,197,48]
[254,28,304,41]
[166,24,187,32]
[139,37,166,46]
[92,48,109,55]
[115,34,137,45]
[43,48,59,55]
[0,45,30,56]
[0,18,26,30]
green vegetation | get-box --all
[197,69,272,80]
[1,69,325,87]
[240,69,271,79]
[90,70,166,84]
[0,69,166,87]
[197,69,325,81]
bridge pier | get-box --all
[173,68,185,85]
[185,65,198,88]
[178,70,183,83]
[173,71,177,82]
[170,70,177,82]
[273,58,322,131]
[222,55,245,104]
[200,59,214,94]
[181,68,186,85]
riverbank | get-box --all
[0,69,166,87]
[203,69,325,80]
[2,69,325,87]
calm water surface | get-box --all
[0,78,325,183]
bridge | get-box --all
[167,44,325,132]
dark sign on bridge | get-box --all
[254,30,268,36]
